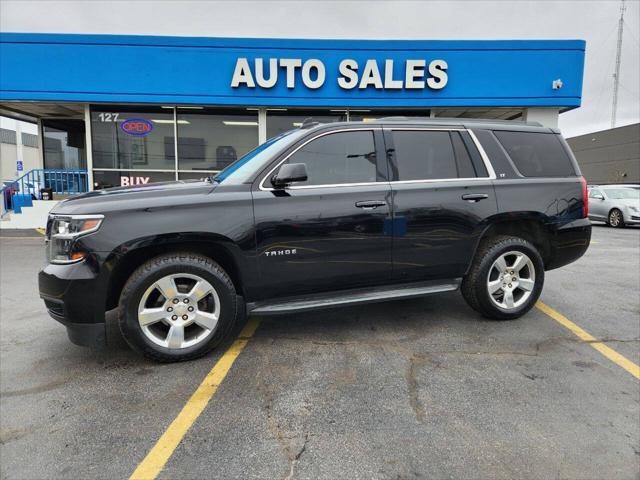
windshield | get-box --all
[603,188,640,200]
[212,129,306,185]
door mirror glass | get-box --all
[271,163,308,188]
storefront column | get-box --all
[523,108,559,128]
[36,118,45,170]
[83,104,95,191]
[258,108,267,144]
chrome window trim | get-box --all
[258,127,383,191]
[389,177,493,186]
[258,126,497,191]
[466,128,497,179]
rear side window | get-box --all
[494,131,576,177]
[588,189,604,198]
[283,130,377,186]
[392,130,479,181]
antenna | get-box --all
[611,0,626,128]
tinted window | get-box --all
[494,131,576,177]
[392,130,458,180]
[283,131,377,186]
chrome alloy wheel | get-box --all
[137,273,220,349]
[609,209,622,227]
[486,251,536,310]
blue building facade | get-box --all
[0,33,585,188]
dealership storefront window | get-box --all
[177,107,258,178]
[88,106,431,188]
[90,106,262,186]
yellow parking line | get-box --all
[536,301,639,379]
[129,318,261,480]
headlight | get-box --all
[629,206,638,212]
[46,215,104,264]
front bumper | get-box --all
[624,212,640,225]
[39,256,109,348]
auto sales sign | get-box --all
[230,58,448,91]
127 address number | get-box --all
[97,113,120,122]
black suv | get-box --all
[39,119,591,362]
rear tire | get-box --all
[608,208,625,228]
[118,252,240,362]
[461,236,544,320]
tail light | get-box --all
[580,176,588,218]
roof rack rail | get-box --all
[300,117,320,129]
[372,116,542,127]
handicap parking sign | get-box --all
[16,161,23,171]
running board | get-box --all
[247,279,461,315]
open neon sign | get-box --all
[121,118,154,136]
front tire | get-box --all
[608,208,625,228]
[462,236,544,320]
[118,252,239,362]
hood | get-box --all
[50,180,217,215]
[617,198,640,209]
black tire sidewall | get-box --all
[119,254,236,361]
[474,239,544,320]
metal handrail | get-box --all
[2,168,89,215]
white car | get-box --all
[588,186,640,227]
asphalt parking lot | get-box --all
[1,224,639,480]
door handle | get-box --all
[355,200,386,210]
[462,193,489,202]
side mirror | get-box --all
[271,163,308,188]
[592,194,604,200]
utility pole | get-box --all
[611,0,626,128]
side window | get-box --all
[589,189,604,198]
[494,131,576,177]
[392,130,461,181]
[282,130,377,186]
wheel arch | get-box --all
[467,214,552,273]
[104,232,246,311]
